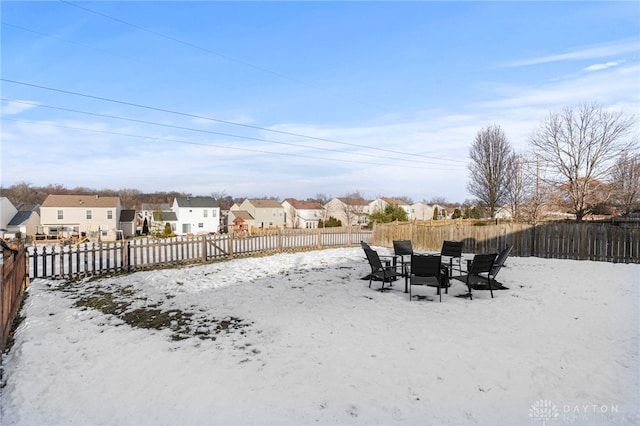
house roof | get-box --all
[15,203,40,212]
[380,197,409,206]
[142,203,171,211]
[175,197,219,208]
[120,210,136,222]
[231,210,254,220]
[153,211,178,221]
[8,211,35,226]
[247,199,282,208]
[337,197,370,206]
[283,198,323,210]
[41,194,120,208]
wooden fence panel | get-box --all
[372,222,640,264]
[1,241,28,354]
[25,227,373,280]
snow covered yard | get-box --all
[1,247,638,425]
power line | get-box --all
[1,98,465,167]
[1,78,466,164]
[59,0,301,84]
[58,0,385,112]
[1,21,143,63]
[1,117,461,171]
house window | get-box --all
[107,210,113,219]
[86,210,92,219]
[203,210,208,218]
[212,210,217,217]
[57,210,64,220]
[198,223,204,228]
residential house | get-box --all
[231,199,285,230]
[0,197,18,234]
[140,203,172,232]
[325,197,370,226]
[410,202,435,221]
[369,198,411,220]
[494,206,513,220]
[172,197,220,235]
[281,199,324,229]
[153,210,178,234]
[6,204,40,239]
[228,210,254,234]
[40,194,122,241]
[119,209,137,238]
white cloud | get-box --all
[503,38,638,68]
[1,99,40,115]
[583,60,626,72]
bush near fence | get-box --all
[372,221,640,264]
[27,227,373,281]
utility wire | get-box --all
[1,98,465,167]
[1,21,144,63]
[58,0,385,111]
[59,0,301,84]
[1,78,466,164]
[1,117,460,171]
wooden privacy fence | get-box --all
[1,241,28,354]
[372,221,640,264]
[28,227,373,280]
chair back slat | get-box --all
[364,247,383,270]
[469,253,497,274]
[410,254,441,277]
[441,240,463,257]
[393,240,413,256]
[491,245,513,276]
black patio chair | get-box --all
[491,245,513,279]
[441,240,463,277]
[393,240,413,290]
[363,247,403,291]
[456,252,498,300]
[409,254,445,302]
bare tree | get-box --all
[313,193,332,226]
[530,103,635,221]
[467,125,514,218]
[610,151,640,215]
[520,156,550,223]
[504,153,525,220]
[337,192,368,226]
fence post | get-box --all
[227,232,234,259]
[202,235,207,262]
[122,241,130,273]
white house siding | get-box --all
[0,197,18,230]
[410,203,435,221]
[369,198,411,219]
[326,198,369,226]
[172,197,220,235]
[281,199,323,229]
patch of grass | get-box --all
[71,285,252,342]
[75,291,132,316]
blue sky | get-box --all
[1,1,638,203]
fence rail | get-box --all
[27,227,373,280]
[372,221,640,264]
[1,241,28,354]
